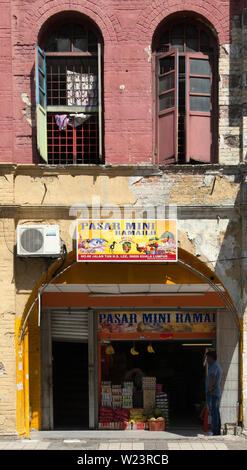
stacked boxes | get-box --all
[122,381,133,408]
[101,381,112,407]
[98,407,115,425]
[156,392,169,428]
[112,385,122,408]
[142,377,156,409]
[143,377,156,389]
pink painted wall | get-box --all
[0,1,239,165]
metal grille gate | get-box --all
[50,308,88,342]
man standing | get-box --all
[205,351,222,436]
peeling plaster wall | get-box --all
[9,166,244,317]
[0,163,246,434]
[130,171,240,206]
[179,219,242,312]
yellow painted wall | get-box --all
[15,248,235,434]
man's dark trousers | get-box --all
[207,392,221,435]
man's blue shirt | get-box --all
[205,360,222,397]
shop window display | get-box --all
[99,341,208,431]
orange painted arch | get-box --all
[16,248,241,437]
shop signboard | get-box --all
[98,311,216,339]
[77,219,177,262]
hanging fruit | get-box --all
[147,343,155,354]
[130,344,139,355]
[105,344,115,355]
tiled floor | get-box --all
[0,433,246,451]
[0,440,233,450]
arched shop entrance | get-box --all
[16,249,242,437]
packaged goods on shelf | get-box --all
[101,381,111,387]
[142,377,156,390]
[114,408,130,422]
[98,422,115,429]
[112,386,122,396]
[101,387,112,394]
[112,385,122,391]
[112,401,122,409]
[143,389,156,409]
[123,381,134,388]
[101,381,112,407]
[125,421,132,430]
[112,384,123,409]
[122,399,132,408]
[122,381,133,408]
[156,392,169,427]
[99,407,130,429]
[114,422,128,430]
[101,393,112,400]
[99,406,115,423]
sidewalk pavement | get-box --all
[0,431,247,450]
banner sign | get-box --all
[98,311,216,335]
[77,219,177,262]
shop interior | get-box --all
[51,339,213,430]
[100,340,212,428]
[52,341,89,429]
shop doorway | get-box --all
[52,341,89,429]
[100,340,211,429]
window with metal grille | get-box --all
[155,20,218,164]
[36,22,103,165]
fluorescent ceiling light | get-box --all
[88,293,205,297]
[182,343,213,346]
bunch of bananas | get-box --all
[130,346,139,355]
[147,343,155,354]
[105,344,115,355]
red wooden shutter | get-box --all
[186,54,212,162]
[157,50,178,164]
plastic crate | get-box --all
[148,419,165,431]
[132,422,146,430]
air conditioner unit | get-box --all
[17,225,60,257]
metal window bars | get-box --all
[46,57,98,107]
[45,55,100,164]
[47,113,99,164]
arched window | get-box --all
[36,21,103,164]
[154,19,218,164]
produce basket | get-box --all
[148,419,165,431]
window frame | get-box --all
[153,19,218,164]
[155,49,179,164]
[36,23,103,164]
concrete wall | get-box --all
[217,309,240,425]
[0,161,245,434]
[0,215,16,434]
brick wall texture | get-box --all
[0,0,246,165]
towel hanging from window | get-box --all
[55,113,90,130]
[55,114,68,131]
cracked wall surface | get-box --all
[0,165,242,319]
